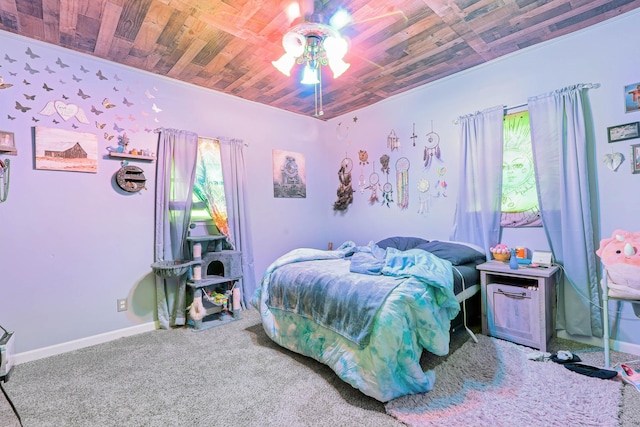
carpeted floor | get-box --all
[1,309,638,426]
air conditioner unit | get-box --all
[0,327,15,382]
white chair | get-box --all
[601,267,640,367]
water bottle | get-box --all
[509,249,518,270]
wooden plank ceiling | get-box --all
[1,0,639,120]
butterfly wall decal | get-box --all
[128,114,136,121]
[0,76,12,89]
[24,94,35,100]
[72,124,78,129]
[53,119,59,124]
[7,115,16,120]
[114,74,122,81]
[59,79,66,84]
[44,66,55,74]
[25,47,40,59]
[95,121,106,129]
[90,105,104,115]
[31,117,39,122]
[102,98,116,108]
[15,101,31,112]
[113,86,119,92]
[8,71,16,76]
[151,103,162,113]
[42,83,53,92]
[23,79,30,85]
[113,123,124,132]
[114,114,124,121]
[72,74,82,82]
[104,133,114,140]
[80,65,89,73]
[56,57,69,68]
[96,70,108,80]
[78,89,90,99]
[24,63,40,74]
[123,97,133,107]
[144,89,155,99]
[4,54,16,63]
[62,94,69,100]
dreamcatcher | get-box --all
[358,150,369,193]
[365,161,380,204]
[333,155,354,211]
[396,157,410,210]
[417,178,430,214]
[382,181,393,207]
[379,154,392,207]
[424,121,441,168]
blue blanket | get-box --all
[262,241,455,348]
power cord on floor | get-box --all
[0,380,22,427]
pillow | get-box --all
[376,236,429,251]
[415,240,486,265]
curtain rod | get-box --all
[154,129,249,147]
[452,103,527,124]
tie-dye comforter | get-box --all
[251,241,461,402]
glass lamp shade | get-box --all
[323,36,348,60]
[282,31,306,57]
[272,54,296,76]
[301,65,320,85]
[328,58,350,78]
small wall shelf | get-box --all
[108,152,155,162]
[0,145,17,156]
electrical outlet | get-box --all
[117,298,128,312]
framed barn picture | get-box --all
[34,126,98,173]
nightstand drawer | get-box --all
[487,283,540,348]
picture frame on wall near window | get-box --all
[631,144,640,174]
[607,122,640,143]
[625,82,640,113]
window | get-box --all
[500,111,541,227]
[192,137,230,237]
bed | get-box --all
[251,236,486,402]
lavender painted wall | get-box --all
[322,9,640,351]
[1,8,639,356]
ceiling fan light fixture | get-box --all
[282,31,306,57]
[272,53,296,76]
[301,64,320,85]
[328,58,350,79]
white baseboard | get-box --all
[13,322,157,365]
[557,330,640,358]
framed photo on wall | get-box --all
[625,82,640,113]
[607,122,639,143]
[631,144,640,174]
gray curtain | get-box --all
[219,138,257,308]
[154,128,199,329]
[528,83,602,337]
[450,105,504,259]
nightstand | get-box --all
[477,261,559,351]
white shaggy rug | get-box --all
[386,335,622,427]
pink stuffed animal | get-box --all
[596,229,640,298]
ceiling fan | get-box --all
[272,1,407,117]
